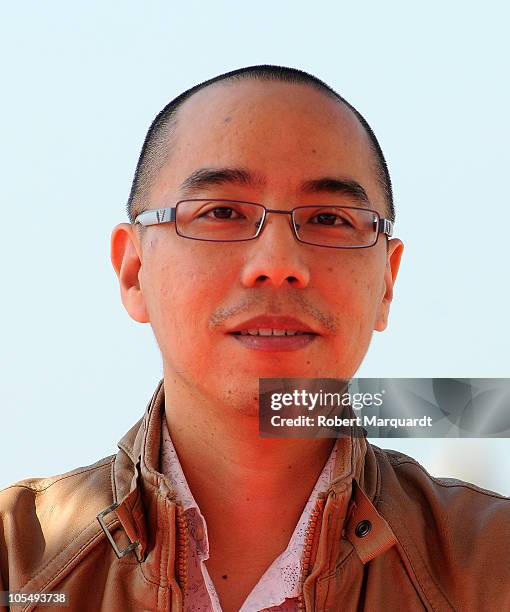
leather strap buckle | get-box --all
[97,502,140,559]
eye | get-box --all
[309,212,352,226]
[200,206,244,220]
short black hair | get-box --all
[126,64,395,225]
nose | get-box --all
[240,211,311,289]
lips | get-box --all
[229,331,318,352]
[226,315,319,336]
[226,315,319,352]
[234,329,311,336]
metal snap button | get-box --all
[355,519,372,538]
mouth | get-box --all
[228,330,318,352]
[226,316,320,352]
[231,329,314,336]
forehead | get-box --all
[154,80,383,210]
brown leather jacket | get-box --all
[1,379,509,611]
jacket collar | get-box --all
[107,379,396,565]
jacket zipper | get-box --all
[175,503,189,600]
[297,493,327,611]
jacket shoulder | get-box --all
[0,455,116,592]
[371,444,510,607]
[1,454,115,495]
[373,444,510,507]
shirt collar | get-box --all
[107,379,395,566]
[159,413,340,513]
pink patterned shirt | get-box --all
[160,418,338,612]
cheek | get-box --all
[322,257,383,325]
[144,245,238,345]
[155,265,210,325]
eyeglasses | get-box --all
[134,199,393,249]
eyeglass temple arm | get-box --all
[379,218,393,238]
[134,208,176,226]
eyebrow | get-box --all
[300,177,370,206]
[179,166,371,206]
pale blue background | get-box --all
[1,1,509,494]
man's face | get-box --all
[114,80,403,414]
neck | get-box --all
[162,373,336,513]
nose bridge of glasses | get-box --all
[258,207,295,228]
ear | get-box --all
[111,223,150,323]
[374,238,404,332]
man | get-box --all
[1,65,509,611]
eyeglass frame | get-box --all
[133,198,394,249]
